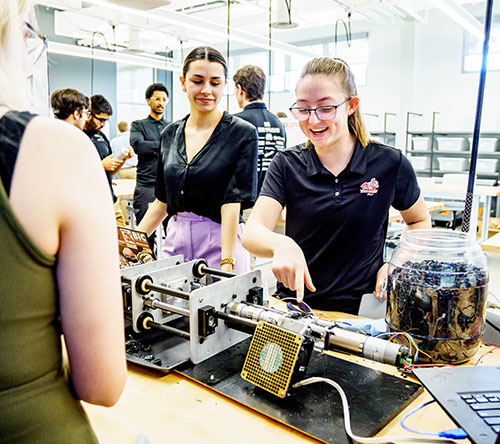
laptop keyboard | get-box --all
[461,392,500,434]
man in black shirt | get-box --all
[233,65,286,192]
[83,94,133,226]
[130,83,169,227]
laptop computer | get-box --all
[413,366,500,444]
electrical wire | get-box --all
[333,12,351,57]
[275,297,314,314]
[400,400,466,439]
[376,331,422,362]
[474,343,500,365]
[90,31,114,95]
[293,377,461,443]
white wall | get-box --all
[412,11,500,133]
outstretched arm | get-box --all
[242,196,315,302]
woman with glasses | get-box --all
[243,57,431,315]
[137,46,258,274]
[0,1,126,443]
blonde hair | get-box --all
[0,0,31,110]
[298,57,369,147]
[117,121,129,133]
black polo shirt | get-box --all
[83,129,116,203]
[260,140,420,314]
[130,115,168,187]
[234,102,286,192]
[155,112,258,224]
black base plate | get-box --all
[178,338,422,444]
[124,316,191,371]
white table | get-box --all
[419,181,500,242]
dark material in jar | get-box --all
[386,259,487,364]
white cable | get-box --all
[292,377,459,444]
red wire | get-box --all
[475,346,500,365]
[404,361,454,370]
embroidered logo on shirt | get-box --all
[360,178,379,196]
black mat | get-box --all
[178,338,422,444]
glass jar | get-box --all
[386,229,488,364]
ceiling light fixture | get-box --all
[429,0,484,40]
[56,0,318,58]
[47,41,182,72]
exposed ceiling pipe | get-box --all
[271,0,298,29]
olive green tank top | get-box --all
[0,111,98,443]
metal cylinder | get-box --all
[226,302,282,325]
[144,297,190,317]
[217,311,258,329]
[145,282,190,300]
[327,328,403,366]
[200,266,236,279]
[146,319,190,340]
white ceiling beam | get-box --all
[48,40,182,71]
[428,0,484,39]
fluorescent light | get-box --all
[36,0,320,59]
[47,41,182,72]
[429,0,484,40]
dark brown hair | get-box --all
[182,46,228,80]
[51,88,89,120]
[233,65,266,101]
[299,57,369,147]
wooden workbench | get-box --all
[83,312,499,444]
[481,231,500,253]
[388,200,444,223]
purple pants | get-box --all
[162,212,249,274]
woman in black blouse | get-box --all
[138,47,258,273]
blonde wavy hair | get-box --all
[298,57,369,148]
[0,0,31,110]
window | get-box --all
[116,64,154,123]
[463,17,500,72]
[228,34,369,96]
[326,37,369,86]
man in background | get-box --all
[130,83,169,227]
[50,88,89,130]
[233,65,286,192]
[130,83,169,248]
[111,121,137,180]
[84,94,133,226]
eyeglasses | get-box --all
[150,97,168,103]
[80,109,90,118]
[25,22,47,67]
[91,113,109,124]
[289,97,351,121]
